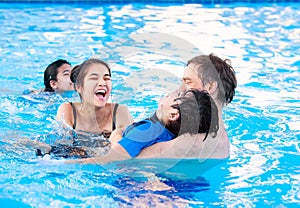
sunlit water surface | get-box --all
[0,2,299,207]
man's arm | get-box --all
[138,133,229,159]
[137,134,193,158]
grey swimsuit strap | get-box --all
[69,102,76,129]
[112,103,119,131]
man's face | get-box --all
[182,64,205,91]
[54,63,73,92]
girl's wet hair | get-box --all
[44,59,71,92]
[70,64,80,90]
[168,89,219,141]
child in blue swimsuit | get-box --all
[117,89,219,157]
[66,89,219,164]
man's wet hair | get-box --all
[187,54,237,106]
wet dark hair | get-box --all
[167,89,219,141]
[72,58,111,100]
[44,59,71,92]
[187,54,237,106]
[70,64,80,90]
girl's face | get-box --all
[79,63,112,107]
[53,63,73,92]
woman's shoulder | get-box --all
[111,102,134,127]
[58,102,72,110]
[57,102,80,116]
[112,103,128,110]
[56,102,79,127]
[59,101,80,109]
[112,103,131,115]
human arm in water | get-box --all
[137,132,230,159]
[56,102,74,128]
[65,141,130,164]
[66,117,172,164]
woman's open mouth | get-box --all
[95,89,107,98]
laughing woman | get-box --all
[54,58,134,157]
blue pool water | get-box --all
[0,2,299,207]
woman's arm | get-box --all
[65,142,130,164]
[56,102,74,128]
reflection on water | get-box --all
[0,2,299,207]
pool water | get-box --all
[0,2,299,207]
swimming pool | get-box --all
[0,1,299,207]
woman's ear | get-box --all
[50,80,58,90]
[168,109,180,121]
[73,83,80,92]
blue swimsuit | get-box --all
[118,113,175,157]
